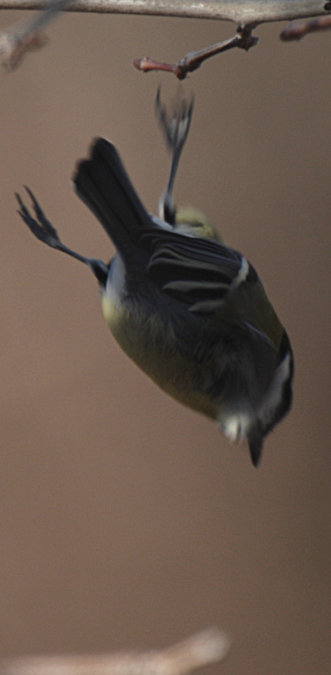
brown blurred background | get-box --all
[0,9,330,675]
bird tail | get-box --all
[73,138,153,259]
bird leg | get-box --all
[16,187,108,283]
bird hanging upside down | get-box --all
[16,92,293,467]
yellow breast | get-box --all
[101,290,217,419]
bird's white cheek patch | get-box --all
[220,412,252,444]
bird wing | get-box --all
[142,228,257,315]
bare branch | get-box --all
[280,12,331,40]
[0,628,231,675]
[0,0,72,70]
[0,0,330,24]
[134,26,258,80]
[0,0,330,72]
[0,29,46,70]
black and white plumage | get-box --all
[17,133,293,466]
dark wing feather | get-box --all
[141,229,256,314]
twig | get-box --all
[280,13,331,40]
[0,0,330,72]
[0,0,73,70]
[134,26,258,80]
[0,628,231,675]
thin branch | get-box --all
[134,26,258,80]
[0,0,330,72]
[0,628,231,675]
[280,12,331,40]
[0,0,72,69]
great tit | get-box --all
[16,96,293,467]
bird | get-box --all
[16,93,294,467]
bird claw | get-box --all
[16,187,60,249]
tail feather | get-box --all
[73,138,153,256]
